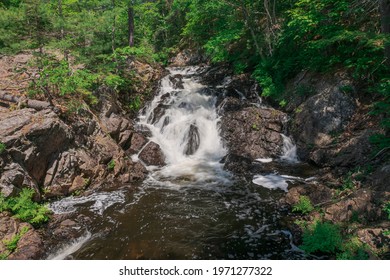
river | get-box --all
[47,66,313,260]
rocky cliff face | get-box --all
[0,54,164,259]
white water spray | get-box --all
[138,67,231,187]
[280,134,299,163]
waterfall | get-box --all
[137,67,231,187]
[280,134,299,163]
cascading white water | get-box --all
[137,67,231,187]
[280,134,299,163]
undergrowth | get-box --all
[0,188,50,227]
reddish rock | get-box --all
[0,213,43,260]
[138,141,165,166]
[221,99,286,162]
[128,132,148,154]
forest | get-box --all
[0,0,389,260]
[0,1,388,117]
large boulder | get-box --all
[138,141,166,166]
[0,109,72,188]
[288,72,356,160]
[220,98,286,162]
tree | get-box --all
[380,0,390,64]
[128,0,134,47]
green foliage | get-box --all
[129,95,142,112]
[3,226,29,252]
[0,142,6,155]
[384,202,390,220]
[104,74,126,92]
[29,57,98,105]
[107,159,116,171]
[336,237,369,260]
[369,79,390,152]
[0,188,50,226]
[301,221,343,254]
[292,195,314,214]
[341,172,355,190]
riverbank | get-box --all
[0,51,389,259]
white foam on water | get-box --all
[49,191,125,215]
[255,158,273,163]
[47,232,92,260]
[252,174,303,192]
[280,134,299,163]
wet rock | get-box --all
[221,100,286,164]
[0,213,43,260]
[222,154,253,175]
[118,130,133,150]
[148,103,170,124]
[127,132,148,154]
[43,214,92,252]
[218,74,261,104]
[169,74,184,89]
[138,141,165,166]
[121,162,148,183]
[200,64,233,86]
[185,124,200,155]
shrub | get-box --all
[301,222,343,254]
[384,202,390,220]
[0,142,5,154]
[107,160,116,171]
[0,188,50,226]
[3,226,29,252]
[341,172,355,190]
[336,237,369,260]
[292,195,314,214]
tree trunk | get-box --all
[239,1,264,59]
[380,0,390,64]
[128,5,135,47]
[0,91,52,111]
[112,0,116,53]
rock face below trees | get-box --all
[0,54,166,259]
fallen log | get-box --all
[0,91,52,111]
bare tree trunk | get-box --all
[0,91,52,111]
[58,0,64,40]
[128,4,135,47]
[112,0,116,53]
[380,0,390,64]
[239,1,264,59]
[264,0,277,56]
[58,0,68,61]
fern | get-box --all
[0,188,50,226]
[292,196,314,214]
[301,222,342,254]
